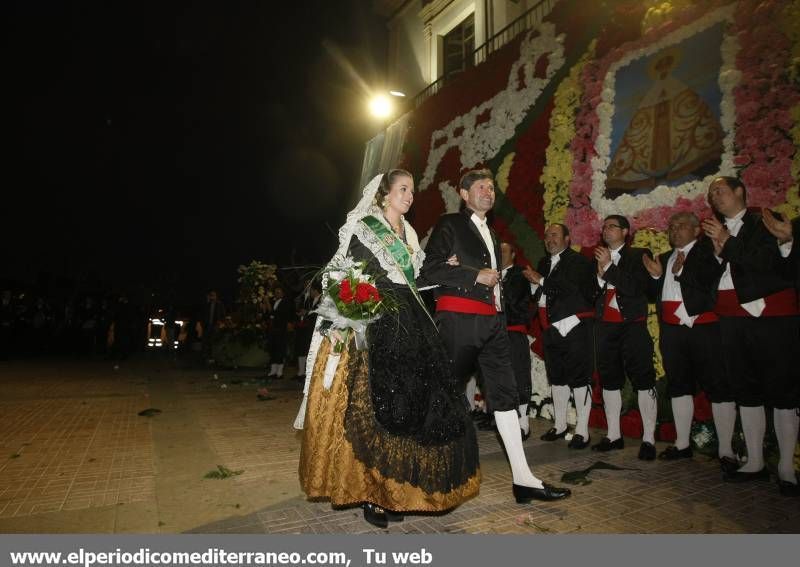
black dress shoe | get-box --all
[384,510,405,522]
[719,456,740,475]
[638,442,656,461]
[658,445,692,460]
[362,503,388,528]
[591,437,624,452]
[540,427,568,441]
[777,479,800,497]
[723,467,770,483]
[512,482,571,503]
[568,434,590,449]
[521,428,531,441]
[477,418,497,431]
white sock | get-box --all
[738,406,766,472]
[276,363,284,377]
[297,356,306,376]
[671,395,694,450]
[603,389,622,441]
[711,401,737,459]
[573,386,591,439]
[494,409,543,488]
[466,377,478,410]
[269,363,278,376]
[774,408,800,483]
[638,389,658,445]
[552,385,570,434]
[518,404,529,433]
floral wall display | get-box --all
[398,0,800,439]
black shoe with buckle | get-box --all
[638,442,656,461]
[591,437,624,452]
[540,427,568,441]
[723,467,770,483]
[658,445,692,460]
[512,482,571,503]
[568,434,590,449]
[362,503,389,528]
[777,479,800,497]
[719,456,740,475]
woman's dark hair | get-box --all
[374,168,413,208]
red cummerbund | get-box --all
[507,324,527,333]
[436,295,497,315]
[714,288,799,318]
[661,300,718,325]
[538,307,594,330]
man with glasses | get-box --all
[593,215,658,460]
[642,212,731,463]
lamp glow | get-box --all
[369,95,392,119]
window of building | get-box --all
[442,13,475,78]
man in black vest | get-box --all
[500,242,534,440]
[593,215,658,460]
[422,169,570,503]
[703,177,798,496]
[642,212,732,462]
[526,224,596,449]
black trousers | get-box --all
[435,311,519,413]
[718,315,800,409]
[269,330,287,364]
[596,320,655,391]
[542,318,593,388]
[508,330,532,405]
[660,321,731,402]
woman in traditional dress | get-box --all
[295,169,480,528]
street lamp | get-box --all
[368,94,392,119]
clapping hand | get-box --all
[762,208,793,244]
[446,254,460,266]
[594,246,611,276]
[642,253,663,278]
[522,265,543,285]
[476,268,500,287]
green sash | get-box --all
[360,215,436,327]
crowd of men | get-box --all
[499,175,798,498]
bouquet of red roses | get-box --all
[315,257,393,352]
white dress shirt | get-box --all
[598,244,624,310]
[530,249,580,337]
[470,213,501,310]
[716,209,765,317]
[657,239,698,327]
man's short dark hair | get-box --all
[553,223,570,237]
[604,214,630,231]
[459,169,494,191]
[711,176,747,204]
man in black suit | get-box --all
[526,224,596,449]
[294,279,321,380]
[642,212,732,462]
[703,177,798,496]
[267,285,295,378]
[593,215,658,460]
[499,242,534,440]
[197,289,226,363]
[422,169,570,503]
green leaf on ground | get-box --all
[561,461,639,485]
[138,408,162,417]
[204,465,244,480]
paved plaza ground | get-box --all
[0,356,798,534]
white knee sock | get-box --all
[638,389,658,445]
[711,401,737,459]
[297,356,306,376]
[603,389,622,441]
[269,363,278,376]
[774,408,800,483]
[573,386,591,439]
[465,377,478,410]
[552,385,570,434]
[671,395,694,450]
[738,406,766,472]
[518,404,529,433]
[494,409,543,488]
[276,363,284,377]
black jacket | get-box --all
[594,245,652,321]
[421,208,504,307]
[534,247,596,323]
[502,265,533,326]
[649,237,724,317]
[720,210,795,302]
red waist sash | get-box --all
[714,288,798,318]
[436,295,497,315]
[507,324,527,333]
[661,300,718,325]
[538,307,594,330]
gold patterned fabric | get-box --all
[299,337,481,512]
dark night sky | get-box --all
[6,1,387,303]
